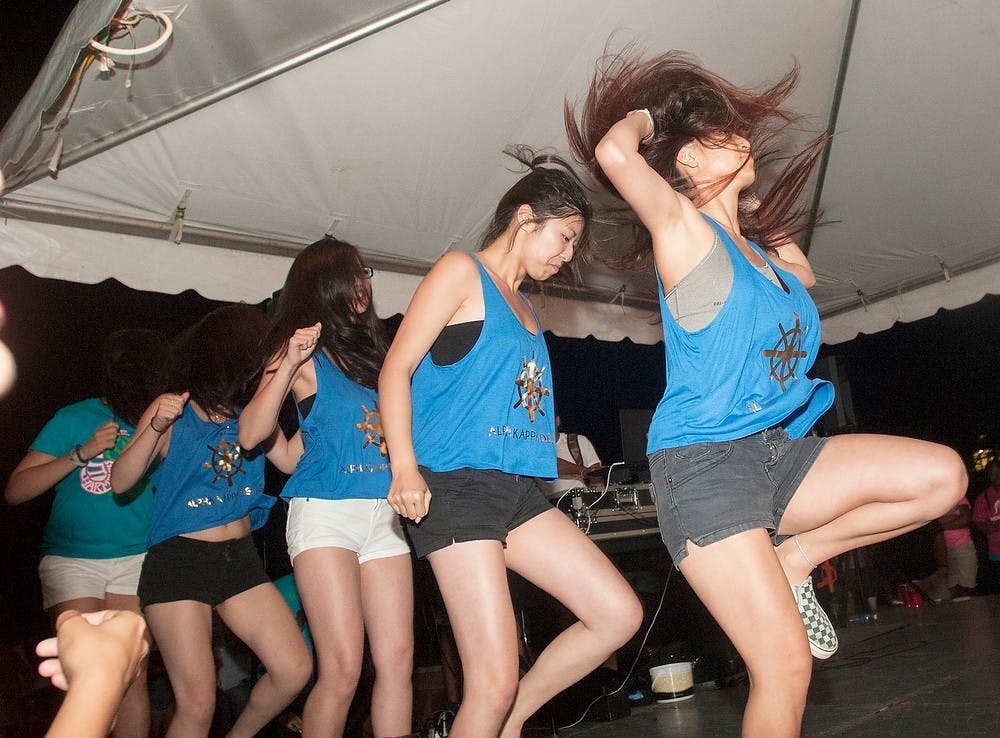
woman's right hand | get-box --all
[80,421,121,460]
[285,323,321,368]
[149,392,189,433]
[388,468,432,523]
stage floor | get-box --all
[560,594,1000,737]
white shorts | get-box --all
[286,497,410,564]
[38,553,146,610]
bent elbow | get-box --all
[108,470,129,495]
[594,138,628,172]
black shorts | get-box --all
[405,467,554,558]
[138,535,269,608]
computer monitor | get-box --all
[616,408,654,484]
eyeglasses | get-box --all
[362,266,374,279]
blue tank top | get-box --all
[646,214,834,452]
[147,405,274,546]
[281,351,390,500]
[412,255,557,476]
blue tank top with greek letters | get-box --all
[147,405,273,546]
[281,350,390,500]
[411,255,557,476]
[646,214,834,452]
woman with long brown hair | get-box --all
[567,48,966,735]
[239,238,415,738]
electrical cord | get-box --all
[557,563,674,732]
[89,9,173,57]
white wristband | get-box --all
[629,108,655,144]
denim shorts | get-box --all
[405,467,554,558]
[648,427,827,566]
[138,535,269,608]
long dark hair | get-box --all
[263,237,386,389]
[170,304,270,416]
[102,329,170,426]
[481,146,594,256]
[566,46,827,264]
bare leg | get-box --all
[217,582,312,738]
[680,531,813,738]
[428,541,520,738]
[775,435,966,586]
[294,547,365,738]
[144,600,216,738]
[499,510,643,738]
[360,554,414,738]
[106,592,151,738]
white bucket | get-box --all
[649,661,694,703]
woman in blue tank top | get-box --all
[380,150,643,738]
[111,305,311,738]
[239,238,414,738]
[567,49,967,735]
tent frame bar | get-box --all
[14,0,453,189]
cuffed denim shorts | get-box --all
[405,467,554,559]
[648,427,827,566]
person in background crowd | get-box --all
[548,414,604,497]
[918,493,977,602]
[973,460,1000,594]
[240,238,414,738]
[567,46,966,736]
[5,328,169,738]
[111,304,311,738]
[380,149,642,738]
[0,298,15,397]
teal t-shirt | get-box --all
[30,398,155,559]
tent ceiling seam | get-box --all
[818,249,1000,319]
[0,200,661,308]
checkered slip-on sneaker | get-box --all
[792,577,838,659]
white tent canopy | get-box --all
[2,0,997,345]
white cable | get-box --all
[89,10,173,57]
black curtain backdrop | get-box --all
[2,264,998,637]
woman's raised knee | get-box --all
[924,445,968,516]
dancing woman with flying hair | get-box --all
[380,149,642,738]
[567,48,966,736]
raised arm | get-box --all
[594,111,715,291]
[5,421,120,506]
[379,253,478,522]
[238,323,320,450]
[110,393,187,493]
